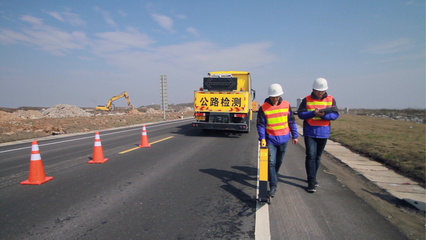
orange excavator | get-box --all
[95,91,133,111]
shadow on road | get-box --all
[199,166,257,215]
[361,188,420,211]
[171,124,247,138]
[277,173,307,190]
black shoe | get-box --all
[307,182,316,192]
[269,188,277,198]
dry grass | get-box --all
[296,114,425,185]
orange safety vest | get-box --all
[305,95,333,126]
[262,100,290,136]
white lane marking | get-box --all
[0,119,193,154]
[255,144,271,240]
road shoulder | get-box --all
[322,147,425,240]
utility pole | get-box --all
[160,75,168,120]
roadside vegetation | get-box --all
[296,109,425,185]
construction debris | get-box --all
[13,110,44,119]
[41,104,92,118]
[126,109,143,115]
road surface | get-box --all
[0,118,408,239]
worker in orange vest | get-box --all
[257,83,299,198]
[297,78,339,192]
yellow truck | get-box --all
[192,71,255,132]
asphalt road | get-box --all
[268,138,408,240]
[0,117,408,239]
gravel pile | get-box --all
[13,110,44,119]
[41,104,93,118]
[126,109,143,115]
[146,108,163,114]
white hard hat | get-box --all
[268,83,283,97]
[312,78,328,91]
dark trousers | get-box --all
[304,136,327,182]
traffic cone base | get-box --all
[139,125,151,148]
[21,141,53,185]
[21,176,53,185]
[88,158,109,164]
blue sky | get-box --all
[0,0,424,109]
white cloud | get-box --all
[175,14,186,19]
[62,12,86,27]
[94,7,117,28]
[46,11,64,22]
[93,30,155,53]
[101,41,277,74]
[0,15,88,55]
[77,56,93,61]
[19,15,44,27]
[362,38,413,54]
[151,14,175,33]
[22,29,88,55]
[1,14,156,55]
[46,11,85,27]
[0,28,32,44]
[186,27,199,37]
[118,10,127,17]
[1,13,276,77]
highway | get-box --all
[0,118,408,239]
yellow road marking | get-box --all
[119,136,174,154]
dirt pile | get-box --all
[41,104,92,118]
[126,109,143,115]
[13,110,44,119]
[0,111,22,122]
[146,108,163,114]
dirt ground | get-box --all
[0,107,194,143]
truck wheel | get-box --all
[244,116,251,133]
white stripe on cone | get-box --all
[30,144,41,161]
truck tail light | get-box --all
[194,113,205,116]
[234,114,247,118]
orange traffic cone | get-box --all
[88,132,108,164]
[139,125,151,148]
[21,141,53,185]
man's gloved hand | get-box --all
[260,139,266,147]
